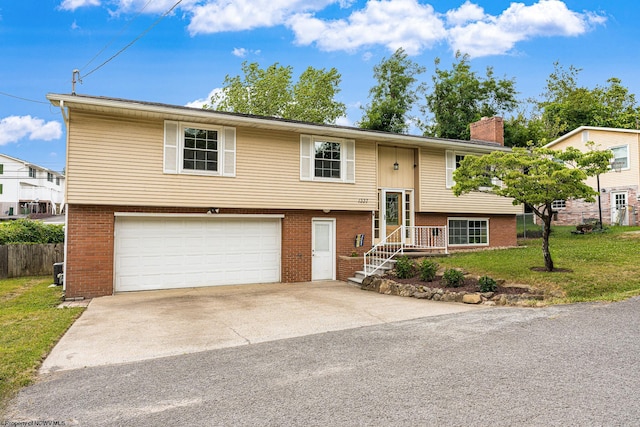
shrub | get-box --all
[394,256,415,279]
[419,259,439,282]
[0,219,64,244]
[478,275,498,292]
[442,268,465,287]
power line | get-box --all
[79,0,156,73]
[82,0,184,80]
[0,91,49,105]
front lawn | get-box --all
[0,277,84,411]
[432,226,640,302]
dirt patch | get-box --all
[529,267,573,273]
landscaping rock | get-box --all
[462,294,482,304]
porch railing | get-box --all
[363,226,448,277]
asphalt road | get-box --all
[5,297,640,426]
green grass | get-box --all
[432,226,640,302]
[0,277,84,411]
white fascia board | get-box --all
[114,212,285,219]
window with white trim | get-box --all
[610,145,629,170]
[445,151,471,189]
[164,121,236,177]
[448,218,489,246]
[300,135,355,183]
[28,167,36,178]
[47,172,53,182]
[551,200,566,210]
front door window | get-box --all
[385,193,400,226]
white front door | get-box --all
[611,191,628,225]
[379,189,413,243]
[312,218,335,280]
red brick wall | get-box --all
[65,205,371,298]
[553,186,639,226]
[415,212,516,248]
[470,117,504,145]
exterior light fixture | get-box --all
[393,147,399,170]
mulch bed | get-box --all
[385,274,529,295]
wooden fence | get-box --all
[0,244,64,279]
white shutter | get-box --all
[445,150,455,189]
[300,135,313,180]
[344,139,355,183]
[222,127,236,177]
[164,121,179,174]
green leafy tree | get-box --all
[503,112,547,147]
[206,61,346,124]
[421,52,518,140]
[285,66,346,123]
[358,48,425,133]
[538,63,640,139]
[452,145,612,271]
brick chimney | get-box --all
[470,116,504,145]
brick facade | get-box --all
[65,204,517,299]
[552,186,639,226]
[65,205,372,298]
[415,212,517,248]
[470,117,504,145]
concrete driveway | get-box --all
[43,281,484,373]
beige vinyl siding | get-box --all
[418,147,521,214]
[550,130,640,190]
[377,146,415,189]
[67,111,377,210]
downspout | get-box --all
[58,100,69,294]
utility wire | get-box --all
[82,0,184,80]
[79,0,156,73]
[0,91,49,105]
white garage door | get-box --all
[114,216,281,292]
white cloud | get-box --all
[232,48,248,58]
[447,0,607,57]
[187,0,333,35]
[288,0,447,55]
[445,1,486,26]
[59,0,101,11]
[60,0,606,59]
[184,88,222,109]
[0,116,62,145]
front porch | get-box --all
[348,225,448,285]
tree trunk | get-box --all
[541,215,554,271]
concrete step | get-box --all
[347,277,363,286]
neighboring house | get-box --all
[545,126,640,227]
[0,153,65,217]
[48,94,521,299]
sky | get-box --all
[0,0,638,173]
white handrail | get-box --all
[364,226,448,277]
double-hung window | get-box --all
[164,121,236,177]
[448,218,489,246]
[300,135,355,183]
[610,145,629,170]
[47,172,53,182]
[28,167,36,178]
[445,151,471,188]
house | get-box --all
[47,94,521,299]
[545,126,639,226]
[0,153,65,218]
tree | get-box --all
[452,145,612,271]
[538,63,640,139]
[206,61,346,124]
[358,48,425,133]
[421,52,518,140]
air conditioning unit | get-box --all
[53,262,64,286]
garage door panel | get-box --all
[115,217,281,292]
